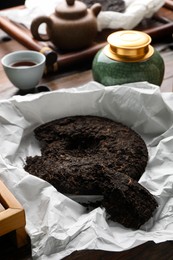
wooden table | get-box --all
[1,6,173,259]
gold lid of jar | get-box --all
[104,30,154,62]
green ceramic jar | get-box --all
[92,30,165,86]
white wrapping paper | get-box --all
[0,81,173,259]
[0,0,165,31]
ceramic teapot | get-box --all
[30,0,101,51]
[92,30,165,86]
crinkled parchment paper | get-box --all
[0,0,165,32]
[0,81,173,259]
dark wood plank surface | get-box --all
[63,241,173,260]
[1,3,173,260]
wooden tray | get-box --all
[1,1,173,74]
[0,180,27,248]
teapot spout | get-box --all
[91,3,101,17]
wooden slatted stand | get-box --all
[0,180,28,248]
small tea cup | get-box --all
[1,50,46,91]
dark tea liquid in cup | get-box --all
[11,61,37,68]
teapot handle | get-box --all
[31,16,53,42]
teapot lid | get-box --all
[56,0,87,19]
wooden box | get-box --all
[0,180,27,247]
